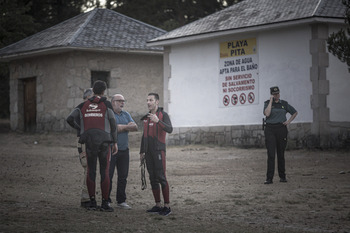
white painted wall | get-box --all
[168,25,313,127]
[327,25,350,122]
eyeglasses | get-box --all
[114,100,126,103]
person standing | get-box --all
[78,88,93,208]
[140,93,173,216]
[67,80,118,212]
[263,86,298,184]
[108,94,138,210]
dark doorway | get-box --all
[23,78,36,132]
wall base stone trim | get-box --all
[167,122,350,149]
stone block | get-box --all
[179,127,191,133]
[319,108,330,122]
[111,68,121,78]
[231,129,242,138]
[37,84,43,93]
[191,133,201,143]
[318,80,329,95]
[66,57,75,68]
[37,94,41,104]
[67,98,75,108]
[88,59,98,69]
[210,126,225,132]
[200,127,210,133]
[69,68,76,76]
[215,135,225,146]
[52,110,57,117]
[191,127,201,133]
[37,103,44,112]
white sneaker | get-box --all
[117,202,131,210]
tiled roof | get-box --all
[149,0,346,44]
[0,8,166,59]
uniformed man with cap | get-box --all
[263,86,298,184]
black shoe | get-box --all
[87,199,97,210]
[280,178,287,183]
[100,200,114,212]
[81,201,91,209]
[146,206,162,213]
[264,180,273,184]
[159,207,172,216]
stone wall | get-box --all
[167,122,350,149]
[9,51,163,132]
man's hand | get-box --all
[140,153,145,161]
[148,113,159,123]
[112,143,118,155]
[79,151,86,160]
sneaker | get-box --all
[146,205,162,213]
[117,202,131,210]
[100,200,114,212]
[87,199,97,210]
[81,201,91,209]
[159,207,172,216]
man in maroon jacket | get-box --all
[140,93,173,216]
[67,81,118,212]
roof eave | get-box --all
[147,17,346,47]
[0,46,164,62]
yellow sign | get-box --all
[220,38,257,58]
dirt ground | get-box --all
[0,130,350,233]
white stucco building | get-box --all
[148,0,350,148]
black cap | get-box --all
[270,86,280,95]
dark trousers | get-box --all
[86,142,111,200]
[109,149,129,204]
[264,124,288,181]
[145,150,170,204]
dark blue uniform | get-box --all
[263,99,297,183]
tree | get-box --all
[0,0,37,118]
[106,0,242,31]
[0,0,37,48]
[0,0,93,119]
[327,0,350,72]
[27,0,92,32]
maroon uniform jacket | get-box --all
[140,107,172,153]
[67,96,117,146]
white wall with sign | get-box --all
[167,26,313,127]
[219,38,259,107]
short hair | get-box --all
[83,88,93,100]
[92,80,107,95]
[148,93,159,100]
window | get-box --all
[91,71,110,87]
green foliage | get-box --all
[0,0,36,118]
[0,0,93,119]
[0,0,242,119]
[0,0,37,48]
[327,0,350,71]
[27,0,89,32]
[106,0,242,31]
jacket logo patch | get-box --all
[84,113,103,117]
[89,103,98,110]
